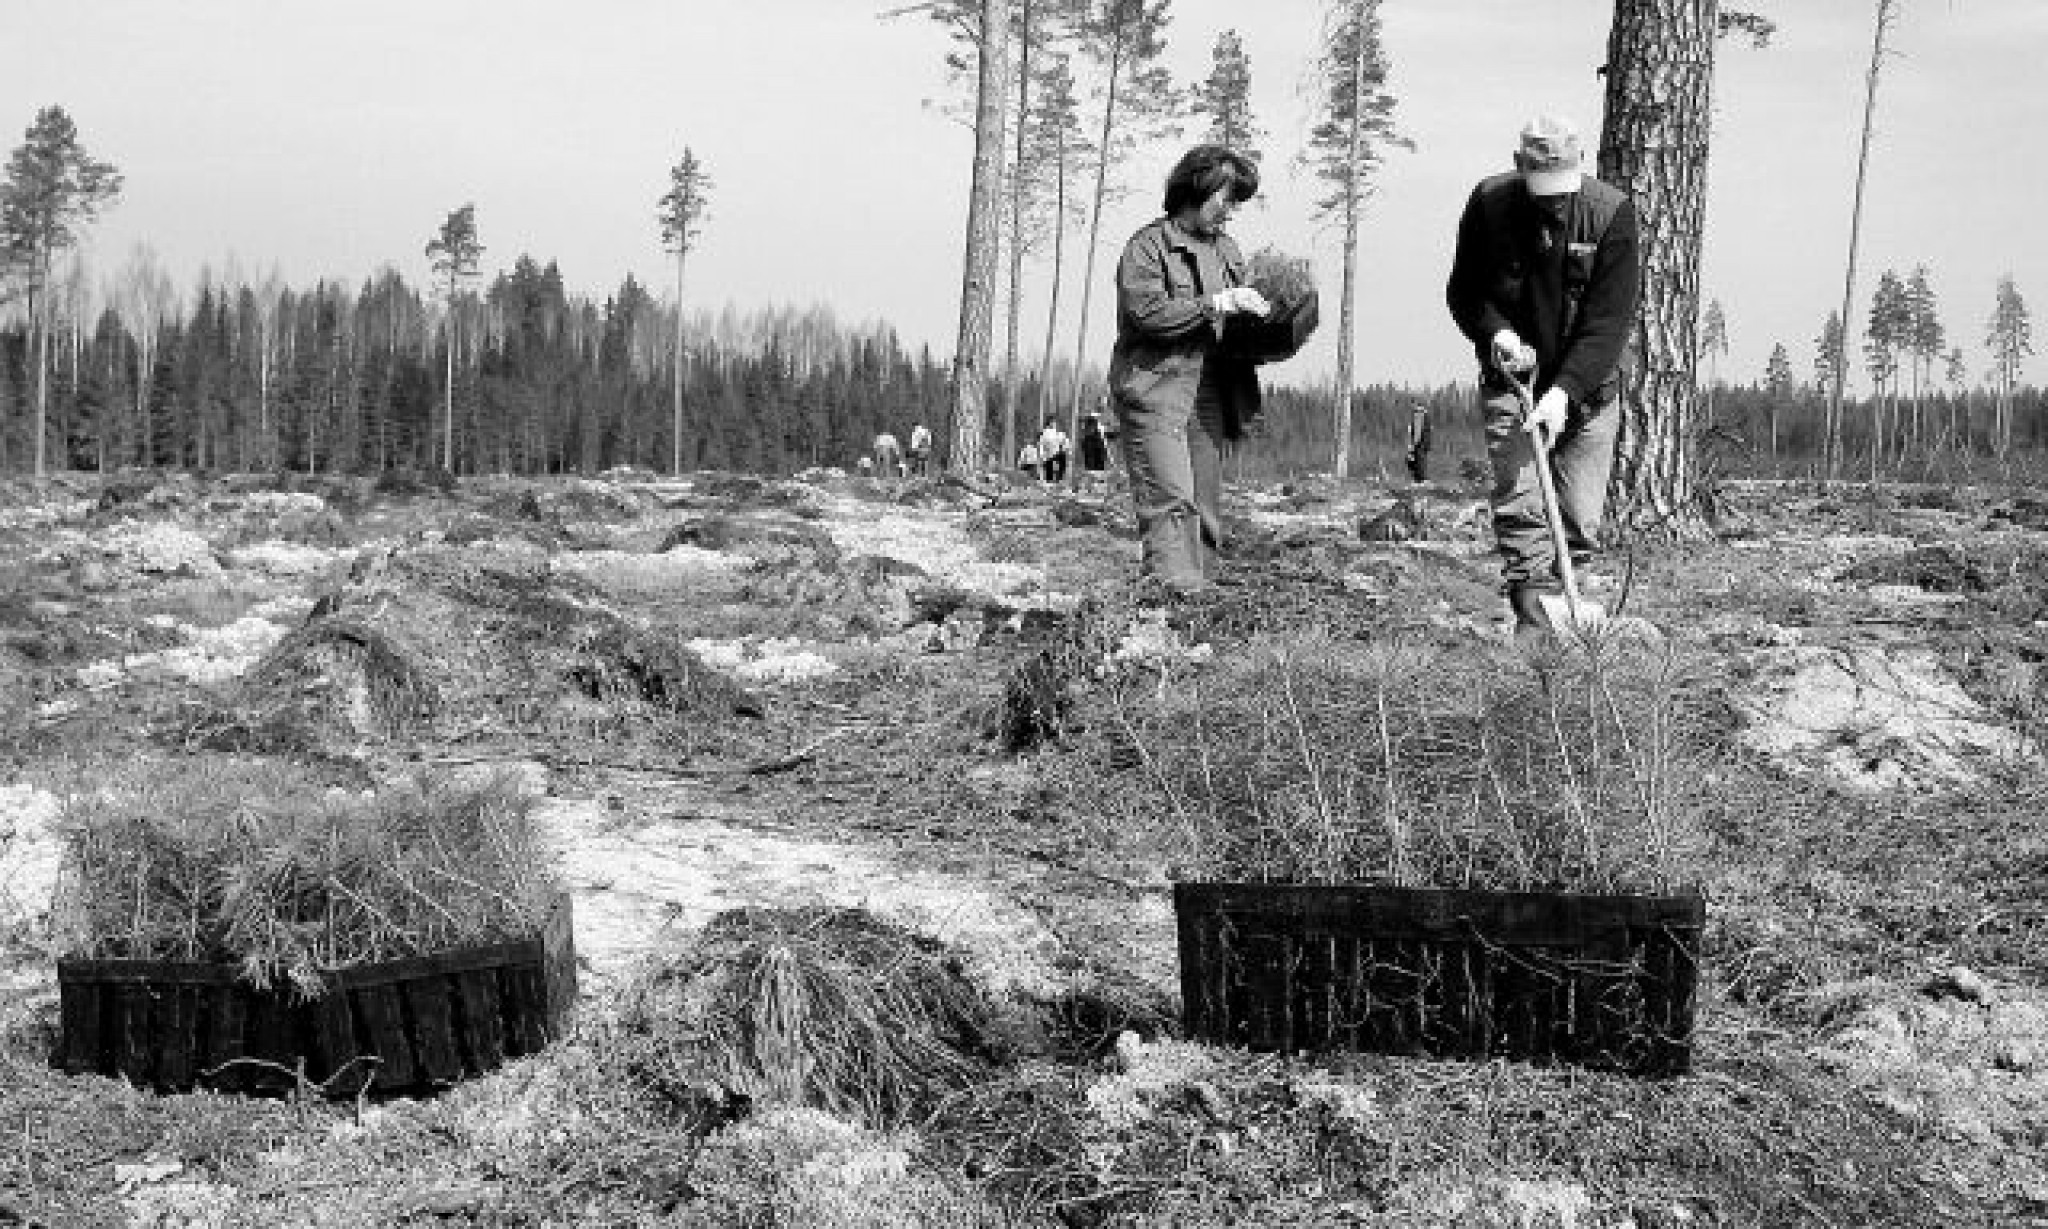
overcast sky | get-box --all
[2,0,2041,391]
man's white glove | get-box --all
[1524,387,1570,439]
[1491,329,1537,375]
[1211,287,1272,318]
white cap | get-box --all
[1516,114,1584,196]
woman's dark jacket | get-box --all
[1107,217,1263,440]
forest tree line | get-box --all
[1,250,2040,483]
[0,257,972,477]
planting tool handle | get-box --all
[1504,369,1584,620]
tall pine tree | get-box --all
[658,149,712,474]
[0,106,122,475]
[1192,29,1261,161]
[1308,0,1404,479]
[425,203,483,471]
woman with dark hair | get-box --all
[1107,144,1269,594]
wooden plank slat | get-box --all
[499,965,547,1057]
[405,978,462,1083]
[202,986,249,1090]
[1297,933,1336,1050]
[116,986,155,1089]
[1176,894,1213,1042]
[1242,933,1287,1050]
[57,980,103,1075]
[455,969,506,1074]
[154,987,197,1092]
[352,984,417,1088]
[314,988,361,1090]
[247,991,300,1093]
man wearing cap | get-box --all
[1446,115,1640,642]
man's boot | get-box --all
[1507,582,1555,646]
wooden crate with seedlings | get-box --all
[56,895,577,1096]
[1175,883,1703,1077]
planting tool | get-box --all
[1505,368,1606,632]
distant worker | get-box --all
[1037,420,1070,483]
[1405,402,1432,484]
[1446,114,1640,642]
[1017,440,1042,480]
[1107,145,1269,594]
[1079,412,1109,473]
[873,430,903,478]
[907,422,933,476]
[857,455,875,478]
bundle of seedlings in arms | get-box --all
[52,758,560,998]
[1226,246,1321,365]
[607,906,998,1130]
[1244,245,1317,314]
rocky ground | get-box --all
[0,466,2043,1227]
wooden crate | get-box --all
[1175,883,1703,1077]
[55,894,576,1095]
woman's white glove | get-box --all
[1211,287,1272,317]
[1524,387,1570,438]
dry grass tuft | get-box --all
[997,595,1135,752]
[568,624,762,718]
[234,617,441,744]
[609,907,998,1129]
[53,759,559,997]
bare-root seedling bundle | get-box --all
[609,907,997,1130]
[1054,629,1723,895]
[208,543,763,759]
[53,759,559,998]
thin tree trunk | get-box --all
[1034,127,1070,434]
[31,253,50,477]
[442,298,455,471]
[673,246,687,474]
[1000,0,1032,474]
[1064,34,1125,443]
[1598,0,1715,537]
[1333,3,1369,481]
[948,0,1013,473]
[258,333,272,471]
[1828,0,1895,481]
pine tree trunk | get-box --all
[442,306,456,472]
[1829,0,1894,480]
[1065,34,1125,440]
[1034,129,1069,433]
[136,332,153,468]
[28,248,52,478]
[684,242,700,473]
[33,284,50,478]
[1597,0,1715,538]
[1000,0,1032,475]
[950,0,1013,474]
[1332,5,1367,481]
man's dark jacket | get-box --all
[1446,172,1640,402]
